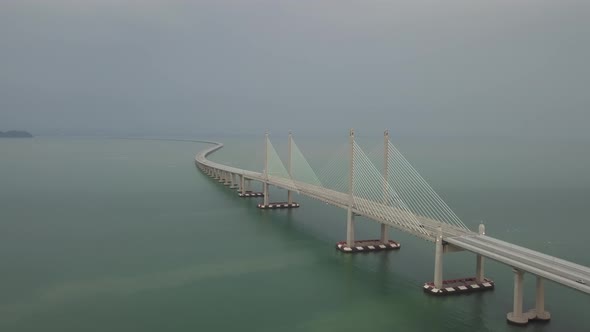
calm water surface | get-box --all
[0,136,589,331]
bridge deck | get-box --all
[196,141,590,295]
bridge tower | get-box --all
[256,131,299,209]
[336,129,401,253]
[381,130,390,244]
[287,130,293,205]
[263,130,270,206]
[346,129,356,248]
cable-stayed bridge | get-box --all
[195,130,590,326]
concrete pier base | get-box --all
[423,277,494,295]
[507,312,529,326]
[526,309,551,322]
[238,191,264,197]
[336,239,400,253]
[257,202,300,209]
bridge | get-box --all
[194,130,590,326]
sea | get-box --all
[0,135,589,332]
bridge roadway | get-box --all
[196,141,590,295]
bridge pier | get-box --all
[423,224,494,295]
[434,227,444,289]
[527,277,551,322]
[256,131,299,209]
[507,269,528,325]
[257,180,298,209]
[476,224,485,283]
[238,178,264,198]
[476,254,484,283]
[230,173,238,189]
[346,208,355,247]
[380,224,388,244]
[263,182,269,205]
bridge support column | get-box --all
[434,227,444,289]
[263,182,269,206]
[476,255,484,283]
[380,224,388,244]
[240,175,245,194]
[476,223,485,283]
[507,269,528,325]
[527,277,551,322]
[346,208,355,248]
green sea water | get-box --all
[0,136,589,332]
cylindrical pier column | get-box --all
[380,224,388,244]
[476,223,485,283]
[240,175,245,194]
[507,269,528,325]
[263,182,269,206]
[434,227,443,289]
[346,208,355,247]
[527,276,551,321]
[476,255,484,283]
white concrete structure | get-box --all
[194,132,590,326]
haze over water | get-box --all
[1,0,589,330]
[1,136,589,331]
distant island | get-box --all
[0,130,33,138]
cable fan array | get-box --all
[259,133,470,238]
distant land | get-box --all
[0,130,33,138]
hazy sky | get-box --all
[1,0,588,138]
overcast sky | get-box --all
[1,0,588,138]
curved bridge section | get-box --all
[195,134,590,326]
